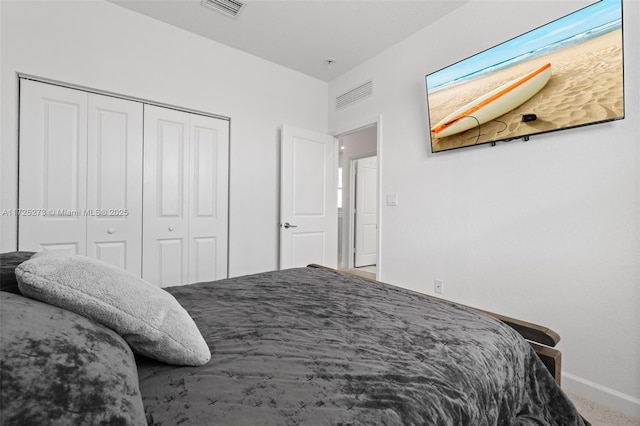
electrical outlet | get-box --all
[434,279,444,294]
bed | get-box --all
[0,251,588,425]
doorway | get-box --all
[336,124,378,279]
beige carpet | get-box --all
[566,391,640,426]
[345,267,376,280]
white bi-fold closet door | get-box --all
[142,105,229,287]
[18,79,229,286]
[19,80,143,274]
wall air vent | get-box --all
[201,0,244,18]
[336,80,373,110]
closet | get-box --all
[142,105,229,287]
[19,80,143,273]
[18,79,229,286]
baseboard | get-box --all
[562,372,640,420]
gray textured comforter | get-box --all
[137,267,587,425]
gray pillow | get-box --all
[16,253,210,366]
[0,292,147,425]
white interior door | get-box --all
[19,80,88,254]
[86,94,143,273]
[280,125,337,269]
[143,105,190,286]
[354,156,377,267]
[188,114,229,283]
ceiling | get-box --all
[109,0,468,82]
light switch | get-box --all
[386,193,398,206]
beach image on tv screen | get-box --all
[426,0,624,153]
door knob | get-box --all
[107,228,115,234]
[168,226,175,232]
[282,222,298,229]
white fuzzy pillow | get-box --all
[16,253,210,366]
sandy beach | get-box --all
[429,29,624,152]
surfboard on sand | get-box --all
[431,63,552,139]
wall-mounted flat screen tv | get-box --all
[426,0,624,153]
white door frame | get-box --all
[332,116,382,278]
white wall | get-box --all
[329,0,640,418]
[0,0,328,277]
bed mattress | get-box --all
[137,267,587,425]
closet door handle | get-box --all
[282,222,298,229]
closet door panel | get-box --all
[143,105,190,287]
[188,115,229,282]
[158,239,185,285]
[19,80,87,254]
[191,237,216,283]
[95,242,127,268]
[39,243,80,255]
[86,94,143,274]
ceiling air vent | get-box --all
[336,80,373,110]
[201,0,244,18]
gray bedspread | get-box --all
[137,267,587,425]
